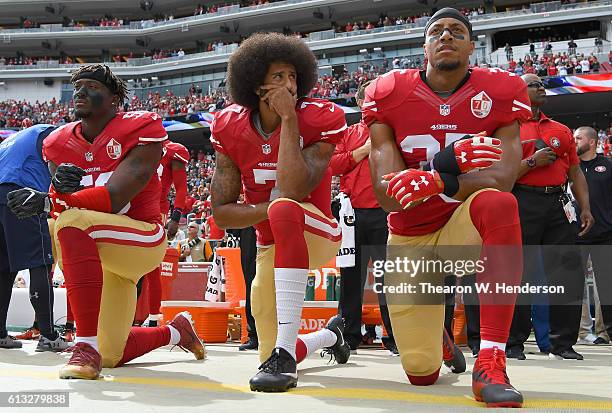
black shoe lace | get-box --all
[259,352,280,374]
[319,347,338,364]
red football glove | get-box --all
[384,169,444,209]
[453,134,502,173]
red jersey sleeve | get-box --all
[568,136,580,166]
[299,99,347,146]
[168,142,190,164]
[330,125,357,176]
[120,111,167,145]
[490,72,532,126]
[42,123,74,164]
[361,71,398,127]
[210,106,239,155]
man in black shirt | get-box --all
[574,126,612,343]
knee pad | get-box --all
[268,199,305,229]
[470,191,520,239]
[54,209,87,235]
[402,352,442,378]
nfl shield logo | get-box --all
[262,144,271,154]
[471,91,493,118]
[439,104,451,116]
[85,151,94,162]
[106,138,122,159]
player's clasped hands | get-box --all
[383,169,444,209]
[259,84,297,119]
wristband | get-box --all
[439,172,459,197]
[53,186,112,213]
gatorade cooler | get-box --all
[299,301,338,334]
[161,301,232,343]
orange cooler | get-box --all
[161,301,232,343]
[299,301,338,334]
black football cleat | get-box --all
[320,315,351,364]
[472,346,523,408]
[549,347,584,360]
[239,336,259,351]
[442,329,466,373]
[249,347,298,392]
[506,346,526,360]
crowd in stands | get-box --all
[182,151,216,220]
[502,39,606,75]
[0,98,71,128]
[2,51,612,128]
[130,89,229,116]
[333,8,483,34]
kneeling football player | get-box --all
[8,64,205,380]
[210,33,350,392]
[365,8,532,408]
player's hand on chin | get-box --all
[260,85,297,120]
[383,169,444,210]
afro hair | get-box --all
[226,32,318,110]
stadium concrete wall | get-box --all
[0,78,62,102]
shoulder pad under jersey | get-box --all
[470,68,524,105]
[211,104,247,135]
[42,122,79,163]
[166,141,190,164]
[366,69,419,108]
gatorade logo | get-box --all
[300,319,327,331]
[161,262,173,277]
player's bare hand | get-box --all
[260,85,297,119]
[533,147,556,167]
[578,209,595,237]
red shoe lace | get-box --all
[68,343,99,367]
[478,347,509,385]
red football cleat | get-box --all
[15,328,40,341]
[472,346,523,408]
[59,342,102,380]
[442,329,466,373]
[169,311,206,360]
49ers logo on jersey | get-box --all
[471,91,492,119]
[106,138,122,159]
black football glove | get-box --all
[52,163,86,194]
[6,187,51,219]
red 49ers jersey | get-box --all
[43,111,167,224]
[158,140,189,214]
[363,68,531,236]
[210,98,347,246]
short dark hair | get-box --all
[70,64,128,106]
[226,32,318,109]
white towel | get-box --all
[205,252,225,302]
[336,193,356,268]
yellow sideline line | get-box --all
[2,369,612,410]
